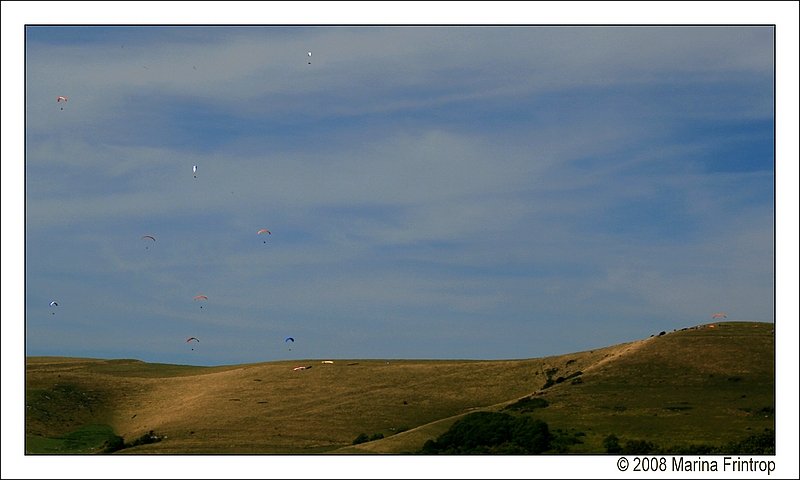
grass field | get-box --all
[25,321,774,454]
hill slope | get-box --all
[25,321,774,454]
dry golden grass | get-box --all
[26,355,601,453]
[26,322,774,454]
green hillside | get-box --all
[25,321,774,454]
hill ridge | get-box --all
[26,321,774,454]
[332,336,659,453]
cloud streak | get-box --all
[23,25,774,365]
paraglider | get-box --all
[257,228,271,243]
[194,294,208,309]
[193,165,198,179]
[141,235,156,249]
[186,337,200,351]
[57,96,68,110]
[711,312,727,319]
[307,51,312,64]
[49,300,59,315]
[285,336,295,351]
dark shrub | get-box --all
[420,411,553,454]
[726,429,774,454]
[624,439,658,454]
[352,433,370,445]
[757,406,775,416]
[503,396,549,412]
[101,435,125,453]
[669,443,717,454]
[549,430,584,453]
[603,434,622,454]
[436,412,515,452]
[421,439,439,453]
[511,416,551,454]
[128,430,162,447]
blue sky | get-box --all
[19,25,778,366]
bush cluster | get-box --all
[602,429,774,455]
[101,430,163,453]
[542,368,583,389]
[352,432,385,445]
[503,396,549,413]
[421,412,551,454]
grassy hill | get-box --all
[25,321,774,454]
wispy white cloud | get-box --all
[23,25,775,363]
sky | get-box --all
[18,23,779,367]
[3,2,799,479]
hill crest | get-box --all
[26,321,774,454]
